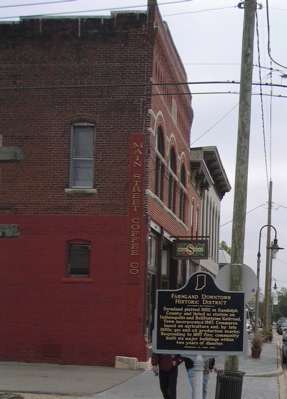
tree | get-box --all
[219,241,231,255]
[278,288,287,316]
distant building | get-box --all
[189,147,231,276]
[218,246,232,270]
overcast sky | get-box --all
[2,0,287,291]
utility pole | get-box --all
[225,0,257,372]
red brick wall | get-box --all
[0,3,198,365]
[0,214,147,365]
[0,14,153,215]
[0,13,154,365]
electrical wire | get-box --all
[266,0,287,70]
[0,0,78,8]
[163,5,236,17]
[269,60,273,180]
[220,203,267,227]
[255,9,269,191]
[0,0,195,20]
[190,103,238,146]
[1,80,287,91]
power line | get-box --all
[0,0,78,9]
[266,0,287,70]
[0,0,194,20]
[1,80,287,92]
[220,203,267,228]
[255,9,269,190]
[190,103,238,146]
[163,5,236,17]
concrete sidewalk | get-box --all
[92,334,283,399]
[0,332,285,399]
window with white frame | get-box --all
[67,240,90,277]
[70,124,95,188]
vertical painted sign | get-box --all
[127,135,145,284]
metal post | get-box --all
[255,224,283,331]
[254,246,261,334]
[194,355,204,399]
[263,181,272,328]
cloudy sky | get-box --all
[2,0,287,291]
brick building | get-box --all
[0,1,202,366]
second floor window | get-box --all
[179,165,186,222]
[168,147,177,214]
[155,127,165,200]
[70,124,94,188]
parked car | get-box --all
[277,318,287,334]
[282,330,287,363]
[277,321,287,335]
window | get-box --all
[168,147,177,214]
[148,235,158,269]
[155,127,165,200]
[67,241,90,277]
[179,165,186,222]
[171,99,177,124]
[70,124,94,188]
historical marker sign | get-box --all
[152,272,247,356]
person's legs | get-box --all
[202,372,209,399]
[159,370,171,399]
[168,367,178,399]
[186,367,194,399]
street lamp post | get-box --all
[254,225,283,333]
[271,277,278,315]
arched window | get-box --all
[168,147,177,214]
[179,164,186,222]
[155,126,165,200]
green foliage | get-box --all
[219,241,231,255]
[278,288,287,317]
[251,332,262,349]
[260,326,273,342]
[271,311,282,323]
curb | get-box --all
[245,340,283,378]
[245,367,283,377]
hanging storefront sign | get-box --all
[172,239,208,259]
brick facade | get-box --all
[0,2,198,366]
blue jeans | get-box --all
[186,367,209,399]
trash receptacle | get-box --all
[215,370,245,399]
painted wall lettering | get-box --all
[127,135,145,284]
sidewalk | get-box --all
[0,332,284,399]
[92,334,283,399]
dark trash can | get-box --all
[215,370,245,399]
